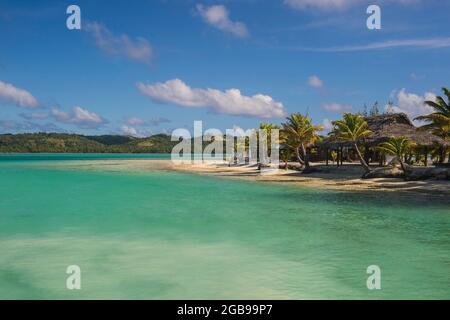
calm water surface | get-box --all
[0,154,449,299]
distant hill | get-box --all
[85,135,137,146]
[0,133,179,153]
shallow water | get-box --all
[0,154,449,299]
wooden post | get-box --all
[336,147,341,167]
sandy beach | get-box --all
[45,159,450,196]
[173,161,450,196]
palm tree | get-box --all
[415,87,450,162]
[281,113,322,169]
[415,87,450,132]
[331,113,372,174]
[259,123,281,158]
[280,145,293,169]
[378,136,415,176]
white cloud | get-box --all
[126,117,145,126]
[196,4,249,38]
[51,106,107,128]
[125,116,171,127]
[308,75,324,88]
[410,72,425,80]
[0,80,39,108]
[120,124,154,137]
[322,102,352,112]
[120,125,139,137]
[385,89,435,124]
[85,22,153,64]
[285,0,418,11]
[0,120,64,133]
[302,37,450,52]
[137,79,286,119]
[285,0,356,11]
[320,118,334,133]
[148,117,171,126]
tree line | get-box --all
[263,87,450,176]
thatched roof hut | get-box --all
[317,138,352,150]
[363,113,448,147]
[319,113,448,149]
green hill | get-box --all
[0,133,178,153]
[86,135,137,146]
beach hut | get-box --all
[319,113,448,166]
[364,113,448,166]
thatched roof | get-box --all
[317,138,352,149]
[364,113,447,147]
[319,113,448,149]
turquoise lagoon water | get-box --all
[0,154,449,299]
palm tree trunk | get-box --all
[295,146,305,165]
[398,157,409,180]
[399,159,406,173]
[353,142,371,173]
[301,143,310,169]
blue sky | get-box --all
[0,0,449,136]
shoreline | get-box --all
[30,158,450,197]
[171,161,450,197]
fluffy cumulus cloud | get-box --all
[320,118,334,133]
[308,75,324,88]
[120,125,139,137]
[322,102,352,112]
[120,124,154,137]
[196,4,249,38]
[386,89,435,123]
[51,106,107,128]
[137,79,286,118]
[85,22,153,64]
[0,80,39,108]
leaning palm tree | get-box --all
[415,87,450,162]
[378,136,416,176]
[331,113,372,174]
[415,87,450,133]
[281,113,322,169]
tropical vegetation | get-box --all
[330,113,373,174]
[415,87,450,163]
[1,87,449,178]
[378,136,416,175]
[0,133,177,153]
[281,113,322,169]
